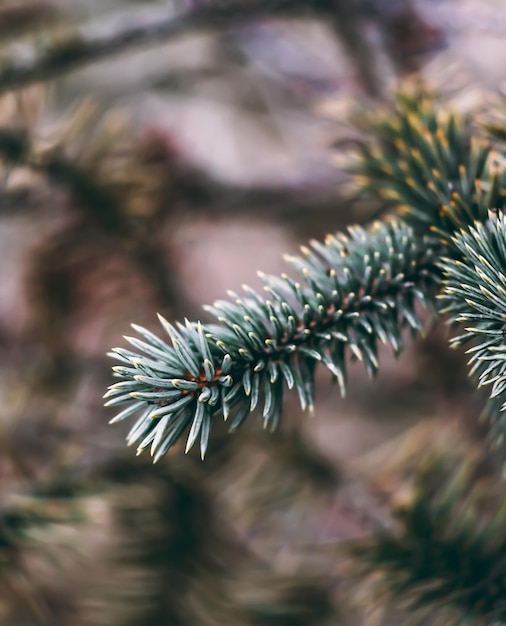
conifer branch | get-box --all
[353,91,506,436]
[440,213,506,434]
[105,220,440,461]
[352,90,506,241]
[106,89,506,460]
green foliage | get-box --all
[343,88,506,444]
[106,219,439,460]
[106,87,506,461]
[440,213,506,437]
[352,89,506,242]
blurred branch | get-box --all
[0,137,350,229]
[0,117,350,227]
[171,166,350,225]
[327,0,382,96]
[0,0,387,96]
[0,1,306,95]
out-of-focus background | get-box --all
[0,1,504,624]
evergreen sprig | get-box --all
[440,213,506,434]
[105,220,439,461]
[106,88,506,460]
[352,89,506,242]
[351,88,506,441]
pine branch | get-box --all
[440,212,506,437]
[349,88,506,440]
[351,89,506,241]
[105,88,506,461]
[105,219,440,461]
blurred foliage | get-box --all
[348,428,506,626]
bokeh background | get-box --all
[0,1,504,624]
